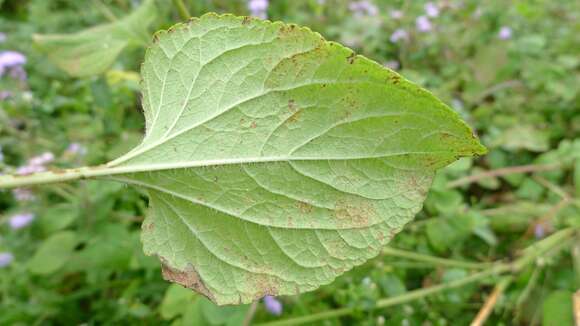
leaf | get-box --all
[32,0,157,77]
[103,14,486,305]
[542,290,574,326]
[38,203,78,234]
[159,284,197,320]
[28,231,77,275]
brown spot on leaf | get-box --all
[347,52,357,64]
[389,74,401,84]
[297,201,313,214]
[161,260,216,303]
[250,121,257,129]
[242,16,252,25]
[288,99,296,112]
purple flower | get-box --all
[16,152,55,175]
[65,142,87,156]
[0,145,3,163]
[424,2,439,18]
[349,1,379,17]
[498,26,512,40]
[16,164,45,175]
[12,188,35,202]
[263,296,283,315]
[248,0,269,19]
[384,60,400,70]
[29,152,54,166]
[0,252,14,268]
[416,15,433,32]
[390,29,409,43]
[0,51,26,76]
[0,91,12,100]
[9,213,35,230]
[8,65,27,81]
[390,10,403,19]
[534,224,545,239]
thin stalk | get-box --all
[573,290,580,326]
[0,167,111,189]
[172,0,191,20]
[242,301,259,326]
[257,228,577,326]
[383,247,491,269]
[447,163,562,188]
[470,277,512,326]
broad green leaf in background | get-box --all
[28,231,77,275]
[542,290,574,326]
[32,0,157,77]
[97,14,486,305]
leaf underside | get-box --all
[106,13,486,305]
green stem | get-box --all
[0,166,116,189]
[257,228,577,326]
[172,0,191,20]
[383,247,491,269]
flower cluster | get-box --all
[248,0,269,19]
[349,1,379,17]
[0,50,27,81]
[498,26,512,40]
[12,188,35,201]
[65,142,87,157]
[9,212,35,230]
[390,29,408,43]
[389,2,444,43]
[16,152,55,175]
[390,10,403,20]
[415,2,439,33]
[0,252,14,268]
[263,295,283,315]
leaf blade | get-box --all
[106,14,486,305]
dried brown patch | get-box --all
[161,260,216,303]
[287,111,302,124]
[247,273,280,299]
[250,121,257,129]
[334,198,375,227]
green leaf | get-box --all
[28,231,78,275]
[37,203,78,234]
[542,290,574,326]
[103,14,485,304]
[160,284,197,320]
[32,0,157,77]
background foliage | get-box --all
[0,0,578,325]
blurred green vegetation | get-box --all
[0,0,578,325]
